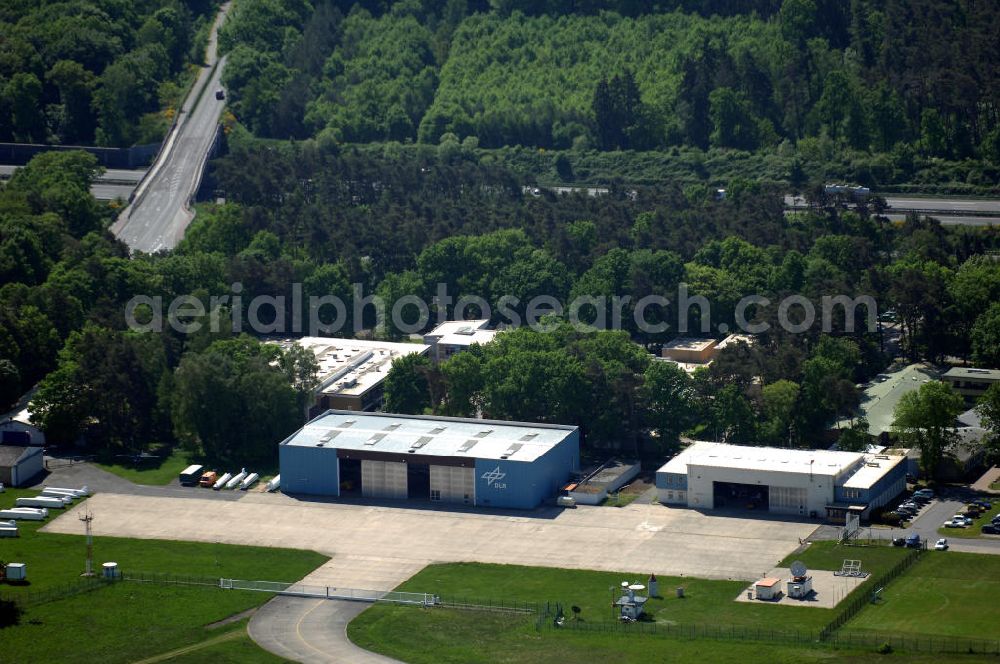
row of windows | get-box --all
[664,490,686,501]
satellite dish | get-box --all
[629,584,645,591]
[790,560,808,577]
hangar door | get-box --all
[429,465,474,504]
[769,486,807,515]
[361,459,408,499]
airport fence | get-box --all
[537,616,1000,655]
[435,595,540,614]
[0,576,112,608]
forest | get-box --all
[0,0,219,147]
[218,0,1000,190]
[3,144,999,470]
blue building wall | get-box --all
[655,471,688,491]
[280,445,340,496]
[833,460,908,508]
[474,430,579,509]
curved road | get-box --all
[111,3,231,253]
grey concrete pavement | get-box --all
[44,491,817,581]
[112,3,231,253]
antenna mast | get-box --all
[80,509,94,577]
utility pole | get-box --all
[80,510,94,577]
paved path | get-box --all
[248,556,421,663]
[111,3,231,252]
[249,597,399,664]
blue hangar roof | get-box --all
[280,410,577,463]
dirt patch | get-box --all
[205,606,258,630]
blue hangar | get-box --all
[279,410,580,509]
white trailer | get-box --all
[213,472,232,490]
[266,475,281,492]
[42,486,90,497]
[0,526,18,538]
[40,491,76,503]
[16,496,66,509]
[225,469,247,490]
[0,508,47,520]
[240,473,259,490]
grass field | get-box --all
[0,488,327,663]
[779,540,910,577]
[395,562,834,631]
[348,559,998,663]
[844,552,1000,641]
[93,448,194,485]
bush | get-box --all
[876,642,893,654]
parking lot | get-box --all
[43,491,818,582]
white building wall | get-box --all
[685,464,835,516]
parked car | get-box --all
[982,524,1000,534]
[914,488,935,499]
[944,519,963,528]
[991,515,1000,525]
[972,500,992,509]
[905,534,921,548]
[892,537,906,547]
[215,89,225,100]
[935,538,949,550]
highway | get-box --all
[784,194,1000,225]
[110,2,231,253]
[0,164,144,201]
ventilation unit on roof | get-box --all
[342,419,356,427]
[384,423,401,431]
[456,327,475,335]
[866,462,880,467]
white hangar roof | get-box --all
[281,410,577,463]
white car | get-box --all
[943,519,963,528]
[953,515,973,526]
[935,538,948,550]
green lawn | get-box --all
[843,551,1000,641]
[937,500,1000,539]
[150,620,288,663]
[0,488,326,663]
[779,540,911,578]
[348,560,997,663]
[350,606,1000,664]
[93,448,194,485]
[395,562,834,631]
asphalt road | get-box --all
[784,194,1000,225]
[111,3,230,253]
[249,597,400,664]
[908,492,1000,554]
[1,165,145,201]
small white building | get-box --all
[278,338,430,415]
[422,320,499,363]
[656,441,908,523]
[0,443,44,487]
[754,577,782,601]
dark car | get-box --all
[982,524,1000,535]
[973,500,992,509]
[905,534,921,548]
[215,89,225,100]
[892,537,906,547]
